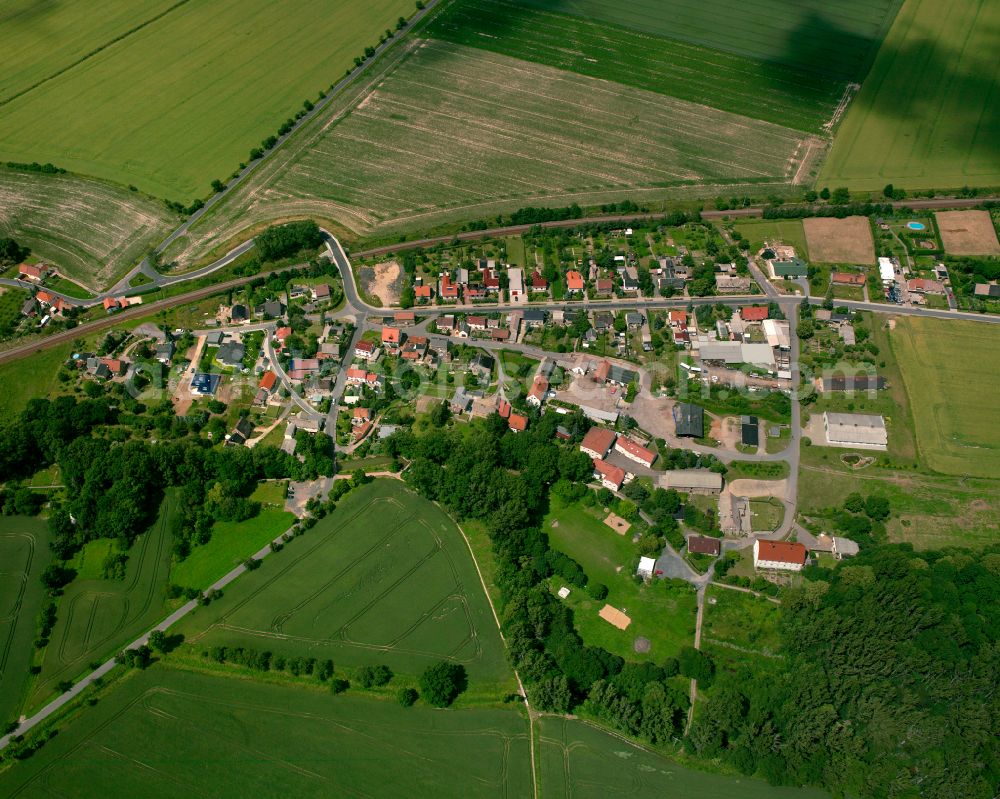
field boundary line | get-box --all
[447,508,538,799]
[0,0,194,109]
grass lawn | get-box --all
[175,480,513,686]
[29,492,179,711]
[0,667,533,798]
[819,0,1000,191]
[248,480,287,507]
[0,516,52,727]
[0,342,73,421]
[545,496,697,663]
[889,315,1000,478]
[700,584,784,681]
[729,219,809,258]
[797,445,1000,550]
[72,539,116,580]
[538,715,826,799]
[765,425,791,454]
[336,455,395,474]
[0,0,418,201]
[750,499,785,532]
[43,276,95,299]
[170,508,295,591]
[27,463,62,488]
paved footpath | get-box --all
[0,522,296,751]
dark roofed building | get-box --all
[688,535,721,556]
[673,403,704,438]
[741,415,759,447]
[522,309,547,326]
[821,375,887,393]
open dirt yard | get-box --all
[935,210,1000,255]
[803,216,876,264]
[359,261,403,306]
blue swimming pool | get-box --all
[907,221,926,231]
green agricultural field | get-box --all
[0,516,52,728]
[0,668,533,798]
[0,0,417,201]
[169,508,295,591]
[0,342,73,421]
[545,496,697,662]
[0,167,176,289]
[168,38,810,258]
[29,493,177,709]
[820,0,1000,190]
[890,316,1000,477]
[427,0,900,133]
[538,716,827,799]
[700,584,784,681]
[176,480,513,685]
[510,0,900,80]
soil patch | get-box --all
[633,636,651,653]
[803,216,876,264]
[360,260,403,306]
[603,512,631,536]
[935,210,1000,255]
[599,605,631,630]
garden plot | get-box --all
[935,210,1000,256]
[803,216,876,264]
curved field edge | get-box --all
[818,0,1000,191]
[537,716,828,798]
[0,168,177,291]
[0,517,53,727]
[165,39,812,266]
[0,0,419,201]
[173,479,515,686]
[27,492,178,711]
[0,668,534,799]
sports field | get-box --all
[29,493,177,708]
[538,716,827,798]
[0,517,52,727]
[0,0,416,200]
[177,480,512,684]
[890,316,1000,478]
[544,496,697,662]
[0,168,176,290]
[0,668,533,798]
[819,0,1000,191]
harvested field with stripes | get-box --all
[207,41,809,238]
[0,168,176,290]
